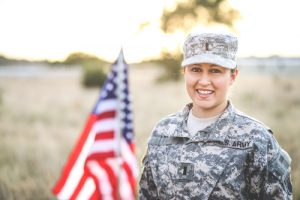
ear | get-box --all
[230,68,238,85]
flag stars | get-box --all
[119,112,125,120]
[126,132,133,140]
[119,73,126,82]
[100,90,108,98]
[106,83,114,91]
[120,110,132,122]
[107,73,113,80]
[127,113,133,120]
[118,93,125,101]
[125,123,133,129]
[121,104,131,115]
[118,84,126,92]
[112,65,118,72]
[120,102,127,110]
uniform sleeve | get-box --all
[263,147,293,199]
[138,153,158,200]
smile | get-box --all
[196,89,214,95]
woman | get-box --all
[139,32,292,199]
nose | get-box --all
[198,73,211,85]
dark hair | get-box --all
[231,66,238,74]
[182,65,238,74]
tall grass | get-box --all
[0,64,299,199]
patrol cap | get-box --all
[181,32,238,69]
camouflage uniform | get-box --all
[139,102,292,199]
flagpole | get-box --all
[115,48,124,200]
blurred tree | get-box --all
[161,0,239,33]
[0,55,30,66]
[81,61,107,88]
[63,52,109,88]
[64,52,107,67]
[0,55,12,65]
[141,0,239,81]
[155,51,183,82]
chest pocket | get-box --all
[167,137,253,199]
[147,136,179,198]
[147,135,253,199]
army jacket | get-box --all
[139,102,292,200]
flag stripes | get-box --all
[53,115,97,199]
[95,131,114,140]
[52,50,138,200]
[69,172,89,200]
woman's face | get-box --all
[184,63,238,117]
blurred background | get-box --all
[0,0,299,199]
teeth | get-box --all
[197,90,213,95]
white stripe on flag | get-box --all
[89,140,117,155]
[87,161,113,200]
[92,118,118,134]
[94,99,117,114]
[76,177,96,200]
[106,158,134,200]
[57,130,96,199]
[119,165,134,200]
[121,138,139,178]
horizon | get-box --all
[1,52,300,65]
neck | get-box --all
[192,100,228,118]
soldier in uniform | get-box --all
[139,32,293,199]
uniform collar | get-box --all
[172,101,236,138]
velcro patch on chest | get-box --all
[148,135,186,145]
[177,162,194,181]
[205,138,253,149]
[269,148,291,181]
[223,139,253,149]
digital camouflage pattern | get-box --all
[181,32,238,69]
[139,102,292,199]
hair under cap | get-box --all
[181,32,238,69]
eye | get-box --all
[190,66,202,72]
[210,68,222,73]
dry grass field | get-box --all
[0,64,299,199]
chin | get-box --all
[194,101,216,110]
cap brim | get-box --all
[181,54,236,69]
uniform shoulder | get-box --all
[150,111,183,137]
[232,108,287,161]
[233,109,273,135]
[232,109,277,150]
[158,111,182,125]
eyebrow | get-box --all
[190,64,221,67]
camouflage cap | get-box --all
[182,32,238,69]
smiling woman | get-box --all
[139,31,293,199]
[184,64,238,118]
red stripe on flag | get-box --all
[52,114,97,195]
[98,160,118,199]
[69,172,88,200]
[86,151,115,161]
[87,168,102,200]
[129,143,135,152]
[90,189,99,200]
[97,110,116,120]
[95,131,114,140]
[123,161,136,197]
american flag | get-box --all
[52,50,138,200]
